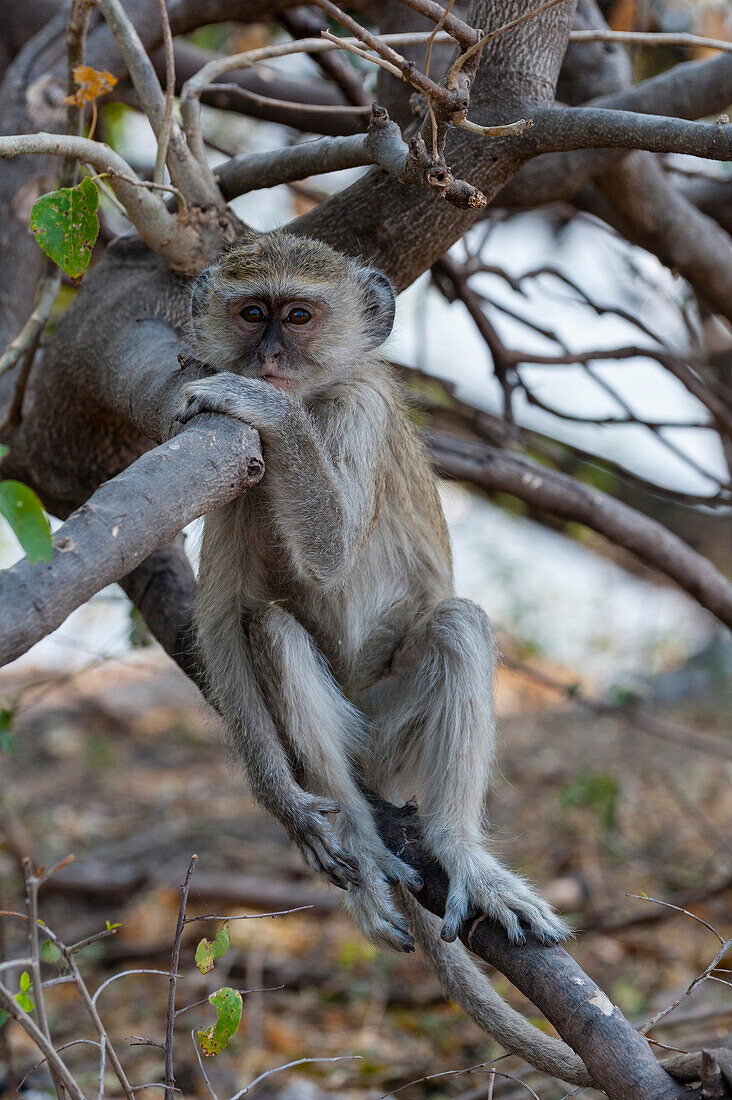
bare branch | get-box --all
[164,855,197,1100]
[94,0,221,207]
[569,28,732,55]
[154,0,175,187]
[0,264,60,383]
[23,861,65,1100]
[228,1057,363,1100]
[216,108,409,197]
[518,106,732,161]
[278,7,372,108]
[179,31,454,177]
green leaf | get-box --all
[0,444,7,461]
[0,1010,7,1028]
[0,480,53,564]
[195,922,230,975]
[105,920,122,931]
[30,176,99,278]
[15,974,34,1014]
[197,987,242,1056]
[40,940,63,965]
[16,992,34,1013]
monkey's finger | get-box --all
[299,842,353,890]
[392,929,416,952]
[307,835,363,888]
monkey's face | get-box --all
[189,233,396,398]
[223,292,331,393]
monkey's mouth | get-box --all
[262,373,297,391]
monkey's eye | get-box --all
[285,307,312,326]
[240,305,266,324]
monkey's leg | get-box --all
[196,577,362,891]
[249,604,422,952]
[373,598,568,947]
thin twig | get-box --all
[23,860,65,1100]
[165,855,197,1100]
[424,0,456,79]
[568,28,732,55]
[229,1056,363,1100]
[17,1039,102,1092]
[93,969,174,1005]
[626,894,726,946]
[642,937,732,1035]
[183,905,312,924]
[154,0,175,186]
[191,1028,219,1100]
[319,31,402,78]
[380,1057,510,1099]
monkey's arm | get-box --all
[177,374,381,585]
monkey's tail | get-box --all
[396,889,594,1088]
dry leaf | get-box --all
[64,65,118,107]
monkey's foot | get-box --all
[289,795,363,891]
[344,874,415,953]
[440,850,569,946]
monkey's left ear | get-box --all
[357,267,396,348]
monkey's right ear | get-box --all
[190,266,214,324]
[357,267,396,348]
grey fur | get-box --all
[177,232,585,1082]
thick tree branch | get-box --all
[497,51,732,208]
[0,416,263,667]
[522,106,732,160]
[218,103,732,198]
[217,107,409,198]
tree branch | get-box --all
[0,416,263,667]
[428,431,732,630]
[216,106,409,198]
[522,106,732,161]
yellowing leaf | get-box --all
[197,987,242,1056]
[64,65,118,107]
[195,922,230,975]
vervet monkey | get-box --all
[176,232,568,955]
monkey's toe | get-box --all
[442,858,569,947]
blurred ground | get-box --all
[0,653,730,1100]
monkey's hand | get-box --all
[175,374,294,434]
[288,794,364,892]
